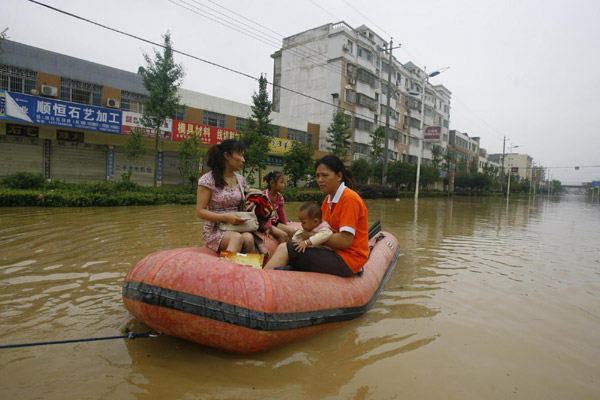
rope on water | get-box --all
[0,328,160,349]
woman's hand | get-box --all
[225,213,248,225]
[243,201,254,211]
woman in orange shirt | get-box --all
[264,155,369,277]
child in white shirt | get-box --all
[292,201,334,252]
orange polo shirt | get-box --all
[321,185,369,273]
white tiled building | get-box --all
[272,22,452,165]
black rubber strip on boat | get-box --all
[122,246,400,332]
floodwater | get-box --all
[1,195,599,399]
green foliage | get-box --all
[177,134,206,190]
[419,165,440,188]
[355,184,399,199]
[431,145,444,169]
[326,107,352,158]
[370,126,385,161]
[0,172,45,189]
[283,141,315,186]
[139,31,185,187]
[122,128,147,182]
[280,187,323,202]
[238,75,273,184]
[387,161,416,188]
[351,158,372,184]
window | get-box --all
[346,39,354,54]
[120,90,147,113]
[202,110,225,127]
[357,46,373,63]
[235,117,248,131]
[354,142,370,155]
[355,117,374,132]
[171,106,186,121]
[345,88,356,104]
[271,125,281,138]
[0,65,37,94]
[288,128,312,146]
[60,77,102,106]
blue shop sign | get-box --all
[0,90,122,134]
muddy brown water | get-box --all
[1,195,599,399]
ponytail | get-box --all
[263,170,284,189]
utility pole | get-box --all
[382,38,395,185]
[500,136,506,193]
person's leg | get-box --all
[241,232,256,253]
[263,243,290,269]
[270,226,288,243]
[287,245,354,277]
[220,232,244,253]
[277,223,297,238]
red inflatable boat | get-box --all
[122,222,400,353]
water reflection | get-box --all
[1,194,600,399]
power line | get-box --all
[342,0,392,38]
[169,0,345,77]
[25,0,381,123]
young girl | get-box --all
[263,171,297,243]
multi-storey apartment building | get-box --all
[0,40,319,185]
[272,22,452,165]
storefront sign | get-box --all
[270,138,295,154]
[6,123,39,138]
[424,126,441,142]
[266,155,284,166]
[57,129,84,143]
[1,91,122,134]
[121,111,172,140]
[172,120,238,144]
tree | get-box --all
[326,107,352,158]
[121,127,147,182]
[178,134,207,191]
[283,141,314,186]
[238,74,273,185]
[351,158,372,184]
[431,145,444,169]
[370,126,385,161]
[139,31,185,187]
[387,161,416,189]
[419,164,440,189]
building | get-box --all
[272,22,452,165]
[0,40,319,185]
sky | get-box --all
[2,0,599,185]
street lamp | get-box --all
[506,143,520,205]
[409,67,444,200]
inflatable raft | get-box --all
[122,222,400,353]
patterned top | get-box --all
[263,189,288,229]
[198,171,247,251]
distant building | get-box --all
[0,40,319,185]
[272,22,452,165]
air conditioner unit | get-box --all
[41,85,58,97]
[349,77,356,85]
[106,98,120,108]
[342,44,349,52]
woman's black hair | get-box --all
[263,171,285,189]
[206,139,247,189]
[314,155,355,190]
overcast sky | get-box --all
[3,0,599,184]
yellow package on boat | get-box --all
[219,251,264,269]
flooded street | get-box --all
[1,195,599,399]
